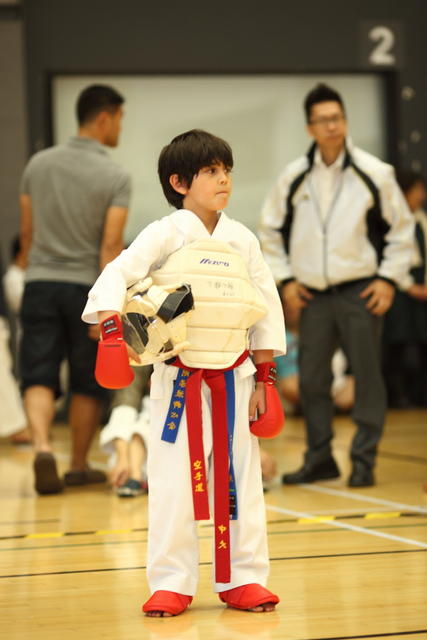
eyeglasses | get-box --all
[309,115,345,127]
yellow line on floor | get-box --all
[1,512,425,543]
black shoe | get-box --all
[282,458,340,484]
[348,461,374,487]
[63,467,107,487]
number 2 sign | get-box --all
[360,21,403,69]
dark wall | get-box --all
[22,0,427,174]
[0,3,27,266]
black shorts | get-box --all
[20,281,107,399]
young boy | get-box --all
[82,130,286,616]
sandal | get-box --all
[219,583,279,611]
[63,467,107,486]
[142,590,193,616]
[34,452,63,495]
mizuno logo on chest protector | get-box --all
[199,258,230,266]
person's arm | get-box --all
[406,283,427,301]
[99,205,128,271]
[82,218,171,325]
[110,438,130,487]
[87,205,128,340]
[360,167,415,316]
[19,194,33,268]
[245,229,286,357]
[97,309,140,364]
[376,167,415,287]
[360,278,395,316]
[281,280,313,312]
[258,170,294,285]
[249,350,274,420]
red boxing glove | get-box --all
[250,362,285,439]
[95,315,134,389]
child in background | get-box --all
[3,235,26,317]
[0,244,30,444]
[383,172,427,407]
[101,365,151,496]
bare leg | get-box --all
[24,385,55,452]
[110,438,130,486]
[259,448,277,484]
[129,434,146,481]
[69,393,102,470]
[24,385,62,494]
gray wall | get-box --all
[0,3,27,267]
[1,0,425,268]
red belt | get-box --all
[172,350,249,584]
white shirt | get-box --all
[259,142,414,289]
[82,209,286,356]
[310,149,345,223]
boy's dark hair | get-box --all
[396,170,426,194]
[304,83,346,123]
[76,84,124,125]
[158,129,233,209]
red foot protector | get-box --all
[219,583,280,610]
[250,362,285,438]
[142,591,193,616]
[95,314,134,389]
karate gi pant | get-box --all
[146,359,270,596]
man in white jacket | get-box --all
[260,83,414,487]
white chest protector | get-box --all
[149,239,267,368]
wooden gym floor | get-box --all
[0,409,426,640]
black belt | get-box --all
[305,277,373,295]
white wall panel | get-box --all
[53,74,386,241]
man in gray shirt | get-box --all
[19,84,131,494]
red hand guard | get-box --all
[250,361,285,438]
[95,315,134,389]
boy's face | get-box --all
[173,162,232,216]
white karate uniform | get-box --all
[82,209,286,595]
[0,318,27,437]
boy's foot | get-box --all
[142,591,193,617]
[34,452,63,495]
[116,478,148,497]
[63,467,107,486]
[10,427,32,445]
[219,583,279,612]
